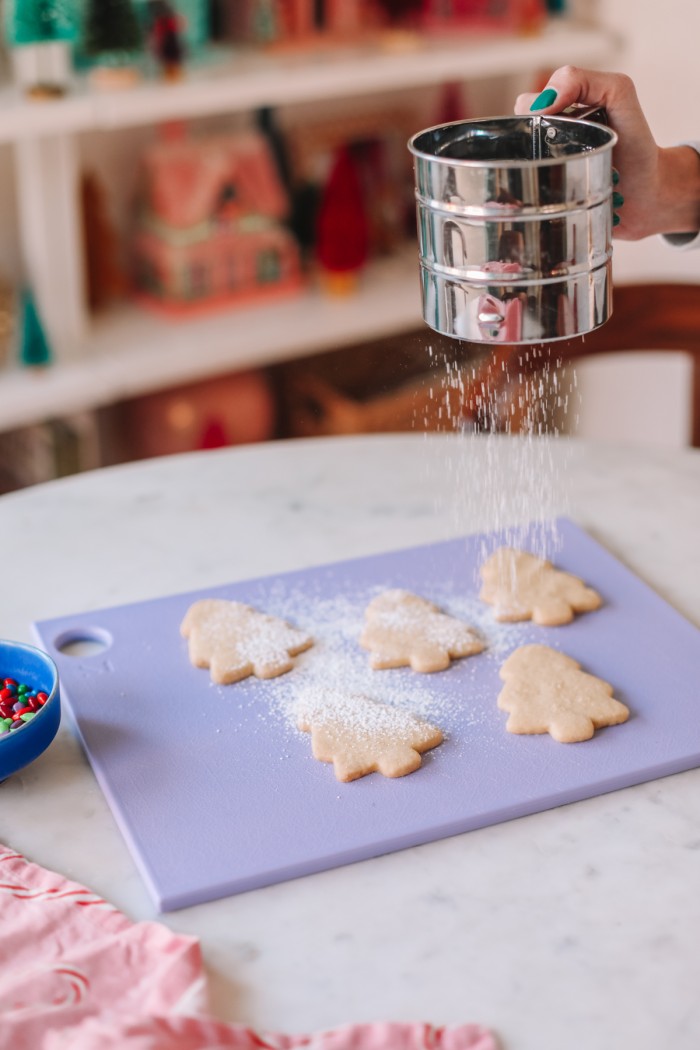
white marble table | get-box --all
[1,433,699,1050]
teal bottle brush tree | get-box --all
[4,0,77,98]
[18,288,52,369]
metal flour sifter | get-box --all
[408,105,617,344]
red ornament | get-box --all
[198,417,228,450]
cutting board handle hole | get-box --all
[53,628,113,658]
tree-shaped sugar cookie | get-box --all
[297,690,443,781]
[181,598,312,683]
[360,589,485,672]
[480,548,602,626]
[497,644,629,743]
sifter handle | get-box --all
[561,102,608,125]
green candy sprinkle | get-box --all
[20,712,36,722]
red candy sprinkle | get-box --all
[3,679,17,687]
[0,688,13,701]
[36,692,48,704]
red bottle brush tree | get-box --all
[315,146,369,294]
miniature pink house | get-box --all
[133,129,302,315]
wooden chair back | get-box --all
[555,283,700,447]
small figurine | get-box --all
[146,0,186,81]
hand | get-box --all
[515,66,700,240]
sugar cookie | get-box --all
[497,644,629,743]
[181,598,312,683]
[297,690,443,781]
[480,548,602,625]
[360,589,485,672]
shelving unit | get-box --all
[0,20,620,437]
[0,252,423,431]
[0,23,615,141]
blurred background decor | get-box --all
[314,145,370,294]
[0,274,15,367]
[82,0,143,88]
[131,126,302,313]
[18,286,52,367]
[81,171,126,312]
[3,0,76,97]
[115,369,277,460]
[143,0,186,80]
[0,0,697,495]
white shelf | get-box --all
[0,252,425,433]
[0,19,622,439]
[0,22,618,143]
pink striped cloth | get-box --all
[0,845,497,1050]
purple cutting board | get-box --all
[32,518,700,912]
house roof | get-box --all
[142,130,289,229]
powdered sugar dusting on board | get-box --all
[210,581,537,752]
[297,687,439,740]
[181,598,312,681]
[362,589,485,655]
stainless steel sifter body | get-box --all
[408,113,618,344]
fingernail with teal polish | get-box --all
[530,87,557,111]
[613,192,624,208]
[613,213,621,227]
[612,169,620,185]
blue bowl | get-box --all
[0,639,60,781]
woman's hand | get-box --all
[515,66,700,240]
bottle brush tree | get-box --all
[5,0,76,46]
[18,289,52,368]
[315,146,370,293]
[83,0,143,58]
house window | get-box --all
[217,182,238,223]
[257,248,280,284]
[186,261,210,299]
[227,255,239,290]
[137,257,163,296]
